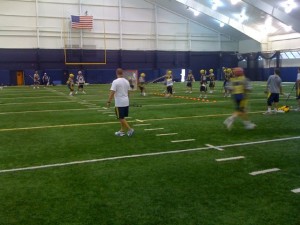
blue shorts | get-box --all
[115,106,129,119]
[267,93,279,106]
[234,93,247,112]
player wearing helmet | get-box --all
[67,73,75,96]
[208,69,215,94]
[186,70,195,93]
[138,72,146,96]
[223,67,256,130]
[223,68,232,97]
[75,71,86,94]
[33,71,40,89]
[199,69,207,98]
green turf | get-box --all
[0,82,299,225]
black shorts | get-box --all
[115,106,129,119]
[78,83,84,88]
[187,82,192,87]
[167,86,173,94]
[267,93,279,106]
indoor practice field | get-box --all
[0,81,300,225]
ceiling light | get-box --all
[186,6,200,16]
[231,0,241,5]
[280,0,297,13]
[211,0,223,10]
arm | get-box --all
[107,90,115,107]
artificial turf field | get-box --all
[0,81,299,225]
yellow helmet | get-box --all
[167,70,172,75]
[69,73,74,78]
[226,68,232,73]
[200,69,205,74]
[209,69,213,73]
[140,73,146,77]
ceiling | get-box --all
[146,0,299,43]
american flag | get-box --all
[71,15,93,29]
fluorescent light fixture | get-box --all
[187,6,200,16]
[220,22,225,27]
[212,0,223,10]
[280,0,297,13]
[231,0,241,5]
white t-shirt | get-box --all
[110,77,130,107]
[297,72,300,81]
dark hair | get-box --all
[275,68,280,76]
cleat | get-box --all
[223,117,233,130]
[127,129,135,137]
[245,123,256,130]
[115,131,125,137]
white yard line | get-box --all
[291,188,300,193]
[249,168,281,176]
[156,133,178,136]
[171,139,195,143]
[0,136,299,174]
[216,156,245,162]
[0,108,100,115]
[133,124,151,127]
[144,128,164,131]
[206,144,224,151]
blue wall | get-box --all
[0,48,239,85]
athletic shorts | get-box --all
[234,93,247,112]
[167,86,173,94]
[267,93,279,106]
[115,106,129,119]
[186,82,192,87]
[200,85,207,92]
[209,82,215,88]
[78,83,84,88]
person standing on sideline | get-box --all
[66,73,75,96]
[223,67,256,130]
[295,67,300,111]
[42,72,50,87]
[263,68,283,114]
[107,68,134,137]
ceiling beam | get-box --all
[242,0,300,33]
[174,0,264,43]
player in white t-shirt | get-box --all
[296,67,300,111]
[107,68,134,137]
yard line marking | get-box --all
[171,139,195,143]
[133,124,151,127]
[291,188,300,193]
[249,168,281,176]
[216,156,245,162]
[108,115,116,117]
[0,100,75,106]
[1,137,298,174]
[205,144,224,151]
[144,128,164,131]
[0,108,100,115]
[156,133,178,136]
[136,119,145,122]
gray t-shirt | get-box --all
[267,74,282,93]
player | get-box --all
[107,68,134,137]
[223,67,256,130]
[185,70,195,93]
[33,71,40,89]
[165,71,174,98]
[138,72,146,96]
[208,69,215,93]
[199,69,207,98]
[42,72,50,87]
[223,68,232,97]
[67,73,75,96]
[263,68,283,114]
[75,71,86,94]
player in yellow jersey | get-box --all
[223,67,256,130]
[67,73,75,96]
[138,72,146,96]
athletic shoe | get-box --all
[223,117,233,130]
[115,131,125,137]
[127,129,134,137]
[263,111,272,115]
[245,123,256,130]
